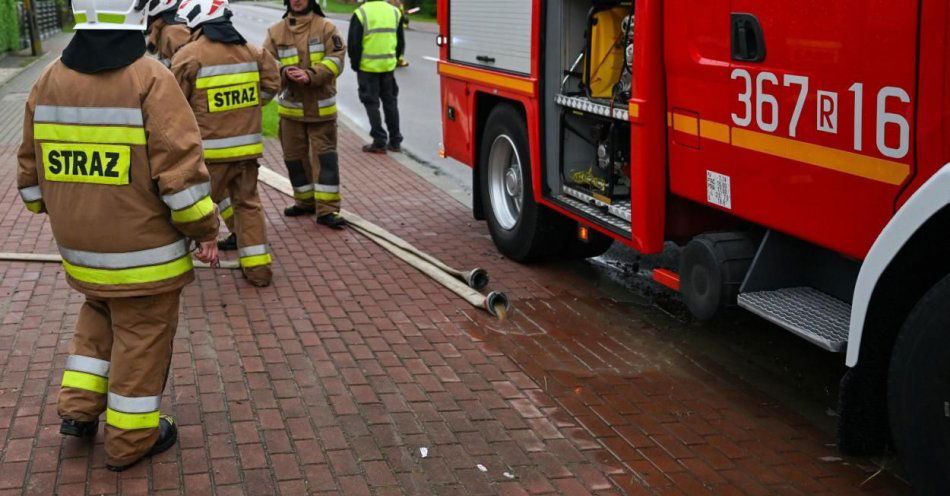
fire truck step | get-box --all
[737,287,850,352]
[556,94,631,121]
[556,190,631,234]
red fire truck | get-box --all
[437,0,950,490]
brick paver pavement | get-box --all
[0,36,909,495]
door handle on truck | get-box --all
[476,55,496,63]
[731,13,766,62]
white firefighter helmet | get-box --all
[176,0,228,29]
[71,0,149,30]
[144,0,178,17]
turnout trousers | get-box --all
[208,160,273,286]
[357,71,402,148]
[279,118,341,217]
[57,290,181,467]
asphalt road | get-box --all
[229,2,472,193]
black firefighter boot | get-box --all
[316,212,347,229]
[106,415,178,472]
[60,418,98,438]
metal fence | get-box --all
[17,0,63,50]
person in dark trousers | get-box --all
[348,0,405,154]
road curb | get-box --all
[335,111,472,207]
[0,45,55,91]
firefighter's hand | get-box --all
[286,67,311,84]
[195,240,219,265]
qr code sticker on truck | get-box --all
[706,171,732,209]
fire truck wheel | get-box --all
[680,232,755,320]
[888,274,950,493]
[480,104,563,262]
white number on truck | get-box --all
[733,70,911,160]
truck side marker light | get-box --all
[652,268,681,292]
[578,226,589,242]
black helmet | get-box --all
[283,0,324,17]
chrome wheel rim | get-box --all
[487,134,523,231]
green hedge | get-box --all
[0,0,20,52]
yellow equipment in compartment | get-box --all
[585,6,631,99]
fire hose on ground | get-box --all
[0,170,510,319]
[256,167,510,319]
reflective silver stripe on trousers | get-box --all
[218,197,232,211]
[66,355,110,377]
[203,133,263,150]
[238,244,268,258]
[319,97,336,108]
[162,182,212,210]
[363,53,397,60]
[108,392,161,413]
[59,239,190,269]
[197,62,259,78]
[313,184,339,193]
[278,47,298,59]
[294,184,314,194]
[19,186,42,202]
[34,105,144,126]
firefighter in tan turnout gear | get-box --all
[145,0,191,66]
[172,0,280,286]
[264,0,347,228]
[16,0,220,472]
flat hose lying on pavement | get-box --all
[343,213,489,290]
[257,166,510,318]
[0,252,239,269]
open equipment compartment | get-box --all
[544,0,636,237]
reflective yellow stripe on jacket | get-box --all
[163,182,215,223]
[59,239,194,286]
[278,46,300,66]
[33,105,147,147]
[203,133,264,161]
[19,185,44,214]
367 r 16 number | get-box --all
[731,69,911,159]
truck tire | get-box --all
[680,232,755,320]
[479,104,563,262]
[888,274,950,493]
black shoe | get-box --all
[316,213,347,230]
[362,143,387,154]
[217,233,237,251]
[387,143,402,153]
[106,415,178,472]
[60,419,98,438]
[284,204,316,217]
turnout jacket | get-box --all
[171,31,280,163]
[263,11,345,122]
[16,56,219,298]
[147,18,191,67]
